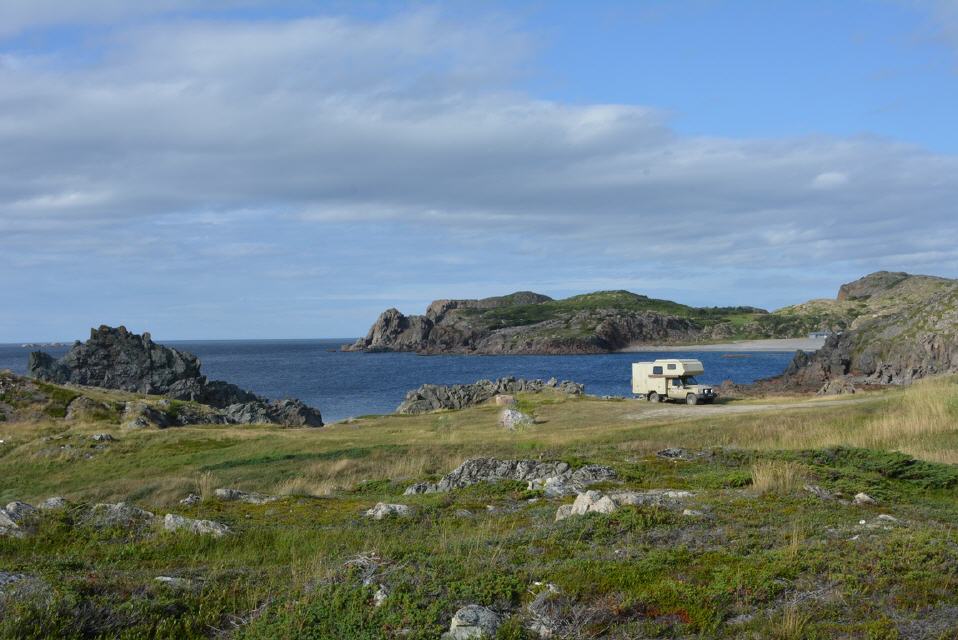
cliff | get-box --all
[777,272,958,387]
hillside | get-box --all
[780,272,958,386]
[345,287,856,355]
[3,370,958,637]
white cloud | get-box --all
[810,171,849,189]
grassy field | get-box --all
[2,377,958,638]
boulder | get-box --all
[555,489,694,521]
[163,513,230,537]
[405,458,616,497]
[364,503,412,520]
[441,604,502,640]
[38,497,68,510]
[4,501,36,522]
[499,408,533,430]
[818,378,856,396]
[0,502,35,538]
[396,377,584,414]
[85,502,155,529]
[179,493,201,506]
[122,401,173,429]
[853,492,877,505]
[214,488,278,505]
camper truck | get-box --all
[631,359,716,405]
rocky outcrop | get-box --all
[214,488,278,504]
[404,458,616,496]
[554,489,694,521]
[344,291,713,355]
[396,377,584,414]
[83,502,155,530]
[29,325,322,427]
[441,605,502,640]
[776,272,958,387]
[363,503,412,520]
[163,513,230,537]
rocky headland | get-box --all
[774,272,958,389]
[27,326,322,427]
[345,289,843,356]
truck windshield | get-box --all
[683,376,698,384]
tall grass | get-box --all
[751,461,805,495]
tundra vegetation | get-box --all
[2,371,958,638]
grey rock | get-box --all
[441,604,502,640]
[396,377,584,414]
[4,501,36,523]
[122,400,172,429]
[65,396,111,421]
[214,488,278,504]
[499,408,533,430]
[410,458,616,497]
[364,503,412,520]
[804,484,834,500]
[179,493,201,506]
[30,325,322,426]
[85,502,155,529]
[90,433,115,442]
[373,585,389,607]
[556,489,694,521]
[38,496,68,510]
[853,492,877,505]
[163,513,230,537]
[818,378,856,396]
[154,576,194,589]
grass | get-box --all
[2,378,958,637]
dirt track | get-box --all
[625,396,871,421]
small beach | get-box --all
[620,336,827,353]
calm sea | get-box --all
[0,340,795,422]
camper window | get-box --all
[667,363,676,370]
[653,366,663,375]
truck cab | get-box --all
[631,359,716,405]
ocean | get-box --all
[0,339,796,422]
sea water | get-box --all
[0,339,795,422]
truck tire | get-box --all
[649,392,660,403]
[686,394,698,405]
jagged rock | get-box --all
[38,497,68,510]
[397,378,584,414]
[499,408,533,430]
[4,501,36,522]
[818,378,856,396]
[407,458,616,497]
[29,325,322,426]
[364,503,412,520]
[121,400,173,429]
[441,604,502,640]
[555,489,693,521]
[853,492,877,505]
[163,513,230,537]
[214,488,278,504]
[85,502,155,529]
[179,493,201,506]
[0,501,36,537]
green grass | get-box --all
[3,379,958,637]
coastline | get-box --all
[619,337,827,353]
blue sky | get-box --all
[1,1,957,341]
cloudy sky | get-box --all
[2,1,958,341]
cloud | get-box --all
[1,7,958,339]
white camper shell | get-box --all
[631,359,716,405]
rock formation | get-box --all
[776,272,958,387]
[28,325,322,427]
[396,377,584,414]
[404,457,616,496]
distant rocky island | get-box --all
[345,285,851,356]
[29,325,323,427]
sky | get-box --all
[2,0,958,341]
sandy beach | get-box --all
[619,336,827,353]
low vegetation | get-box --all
[2,377,958,637]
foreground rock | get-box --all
[555,489,694,521]
[397,377,584,414]
[405,458,616,497]
[85,502,155,529]
[364,503,412,520]
[214,488,278,505]
[29,325,323,427]
[441,604,502,640]
[499,408,533,430]
[163,513,230,537]
[0,501,36,538]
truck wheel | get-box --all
[686,394,698,405]
[649,392,660,403]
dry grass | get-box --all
[772,605,811,640]
[751,460,805,495]
[197,470,217,501]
